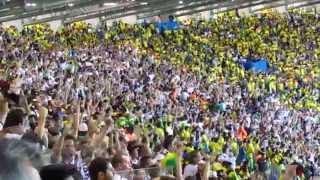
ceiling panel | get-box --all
[0,0,318,24]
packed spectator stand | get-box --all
[0,9,320,180]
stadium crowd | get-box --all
[0,9,319,180]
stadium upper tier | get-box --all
[0,0,318,24]
[1,10,319,111]
[0,10,320,179]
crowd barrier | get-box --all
[113,166,174,180]
[113,167,320,180]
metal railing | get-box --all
[113,167,176,180]
[113,167,320,180]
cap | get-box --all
[79,122,88,132]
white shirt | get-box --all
[114,174,128,180]
[183,164,198,178]
[181,91,189,101]
[65,155,90,180]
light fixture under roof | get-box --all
[26,2,37,7]
[103,2,118,6]
[140,2,148,5]
[67,3,74,7]
[179,0,183,4]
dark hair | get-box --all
[163,135,174,149]
[64,134,76,142]
[40,164,81,180]
[127,141,140,154]
[3,108,26,128]
[89,157,109,180]
[5,93,20,106]
[140,156,152,169]
[111,154,124,169]
[190,150,200,163]
[168,15,175,21]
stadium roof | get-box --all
[0,0,318,24]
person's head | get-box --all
[198,161,207,174]
[111,153,132,171]
[80,144,94,165]
[48,118,64,132]
[139,156,153,169]
[40,164,82,180]
[128,141,140,159]
[168,15,175,22]
[89,157,113,180]
[139,143,152,156]
[3,108,27,134]
[190,150,202,164]
[129,146,139,159]
[0,139,43,180]
[62,135,76,160]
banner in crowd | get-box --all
[241,59,269,73]
[157,21,179,32]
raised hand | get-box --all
[0,95,8,115]
[36,106,48,139]
[0,95,9,125]
[39,106,48,120]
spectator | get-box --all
[0,108,27,139]
[0,9,320,180]
[0,139,43,180]
[88,157,113,180]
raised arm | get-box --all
[114,129,121,151]
[20,91,31,116]
[91,118,113,147]
[72,101,81,139]
[202,154,213,180]
[176,143,184,180]
[51,132,65,163]
[0,95,8,127]
[35,106,48,139]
